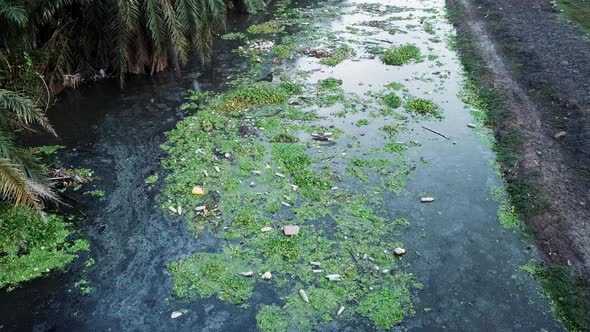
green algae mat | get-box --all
[157,0,564,330]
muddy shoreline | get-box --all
[447,0,590,277]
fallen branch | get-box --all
[421,126,450,140]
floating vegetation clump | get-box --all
[247,20,285,34]
[381,44,421,65]
[0,204,89,289]
[405,98,442,118]
[320,44,353,66]
[383,93,402,108]
[319,77,343,90]
[161,75,420,330]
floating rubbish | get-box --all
[275,172,285,178]
[554,131,566,139]
[203,169,209,177]
[337,306,345,316]
[382,269,390,274]
[250,182,256,188]
[467,123,476,128]
[260,227,273,233]
[240,271,254,277]
[192,186,205,195]
[261,271,272,280]
[325,274,341,282]
[252,170,261,175]
[195,225,205,231]
[283,225,300,236]
[290,184,299,191]
[420,197,434,203]
[168,206,177,214]
[299,289,309,303]
[177,206,182,215]
[281,201,291,207]
[224,152,234,161]
[214,166,221,173]
[310,261,321,267]
[312,269,324,273]
[195,206,206,211]
[394,248,406,256]
[171,311,184,319]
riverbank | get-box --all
[447,0,590,329]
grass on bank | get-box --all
[556,0,590,34]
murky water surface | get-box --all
[0,0,564,331]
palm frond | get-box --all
[0,89,56,135]
[0,157,36,208]
[0,0,28,27]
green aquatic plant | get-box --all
[381,44,421,65]
[318,77,343,90]
[405,98,441,117]
[221,32,247,40]
[272,44,293,59]
[0,204,89,289]
[167,253,254,304]
[357,285,414,329]
[247,20,284,34]
[320,44,353,66]
[356,119,369,127]
[383,93,402,108]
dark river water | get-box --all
[0,0,566,331]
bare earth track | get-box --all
[448,0,590,276]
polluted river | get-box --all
[0,0,566,331]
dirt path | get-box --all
[448,0,590,277]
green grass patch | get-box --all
[557,0,590,34]
[523,264,590,331]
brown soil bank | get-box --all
[449,0,590,275]
[447,0,590,328]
